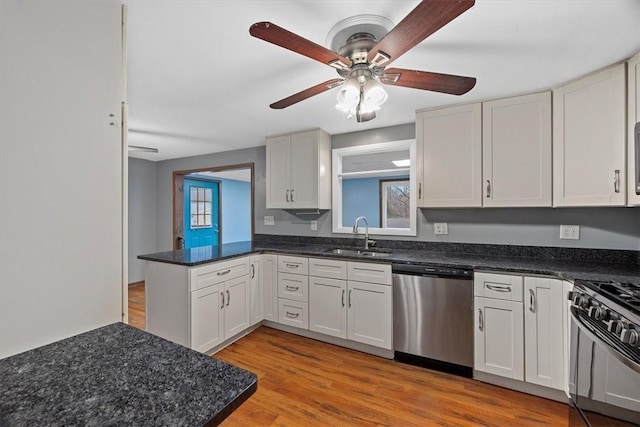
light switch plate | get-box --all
[310,220,318,231]
[560,225,579,240]
[264,216,275,226]
[434,223,448,235]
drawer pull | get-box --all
[285,311,299,319]
[217,269,231,276]
[486,284,511,293]
[285,263,300,269]
[285,285,300,292]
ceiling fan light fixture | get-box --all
[361,78,388,113]
[335,77,360,113]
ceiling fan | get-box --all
[250,0,476,122]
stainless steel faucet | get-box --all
[353,216,375,250]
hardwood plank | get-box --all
[128,283,569,426]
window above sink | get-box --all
[332,139,417,237]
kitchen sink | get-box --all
[325,248,392,257]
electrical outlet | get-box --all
[264,216,274,226]
[434,222,448,235]
[310,220,318,231]
[560,225,580,240]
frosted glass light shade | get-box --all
[336,78,360,113]
[360,79,388,114]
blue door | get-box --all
[183,178,220,249]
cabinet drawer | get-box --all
[309,257,347,280]
[474,272,523,301]
[347,262,391,285]
[278,298,308,329]
[278,272,309,302]
[278,255,309,275]
[190,256,251,291]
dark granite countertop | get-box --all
[138,239,640,284]
[0,323,257,426]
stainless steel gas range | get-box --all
[568,279,640,426]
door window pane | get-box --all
[189,186,213,229]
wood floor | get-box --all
[128,283,569,426]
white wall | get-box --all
[0,1,124,358]
[151,124,640,252]
[128,158,157,283]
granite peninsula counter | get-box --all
[0,323,257,426]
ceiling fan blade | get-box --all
[381,68,476,95]
[367,0,475,67]
[250,22,352,70]
[270,78,344,109]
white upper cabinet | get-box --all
[266,129,331,209]
[482,92,552,207]
[416,103,482,208]
[628,51,640,205]
[553,63,627,206]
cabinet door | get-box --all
[290,131,318,208]
[262,254,278,322]
[474,297,524,380]
[190,283,224,352]
[416,103,482,207]
[628,51,640,205]
[553,63,626,206]
[309,276,347,339]
[249,256,262,326]
[347,281,392,349]
[483,92,552,207]
[524,277,564,390]
[224,275,251,338]
[266,135,291,208]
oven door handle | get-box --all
[571,307,640,374]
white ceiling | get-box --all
[125,0,640,162]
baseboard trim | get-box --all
[473,371,569,403]
[262,320,394,359]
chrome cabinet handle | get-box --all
[341,289,345,307]
[418,182,422,200]
[486,180,491,198]
[478,308,483,331]
[285,285,299,291]
[226,290,230,306]
[220,292,225,309]
[285,263,300,269]
[486,284,511,293]
[290,189,294,202]
[348,290,352,307]
[217,269,231,276]
[251,264,255,279]
[614,169,620,193]
[285,311,299,319]
[529,289,536,313]
[286,189,290,202]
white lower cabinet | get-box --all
[308,259,392,350]
[347,280,392,349]
[249,255,262,326]
[262,254,278,322]
[474,272,566,392]
[190,274,251,353]
[474,296,524,380]
[309,276,347,338]
[524,277,565,390]
[190,282,225,353]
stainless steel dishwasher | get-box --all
[392,264,473,377]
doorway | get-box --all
[173,163,254,250]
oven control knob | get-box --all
[588,306,609,321]
[621,329,639,347]
[573,294,590,309]
[609,321,624,334]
